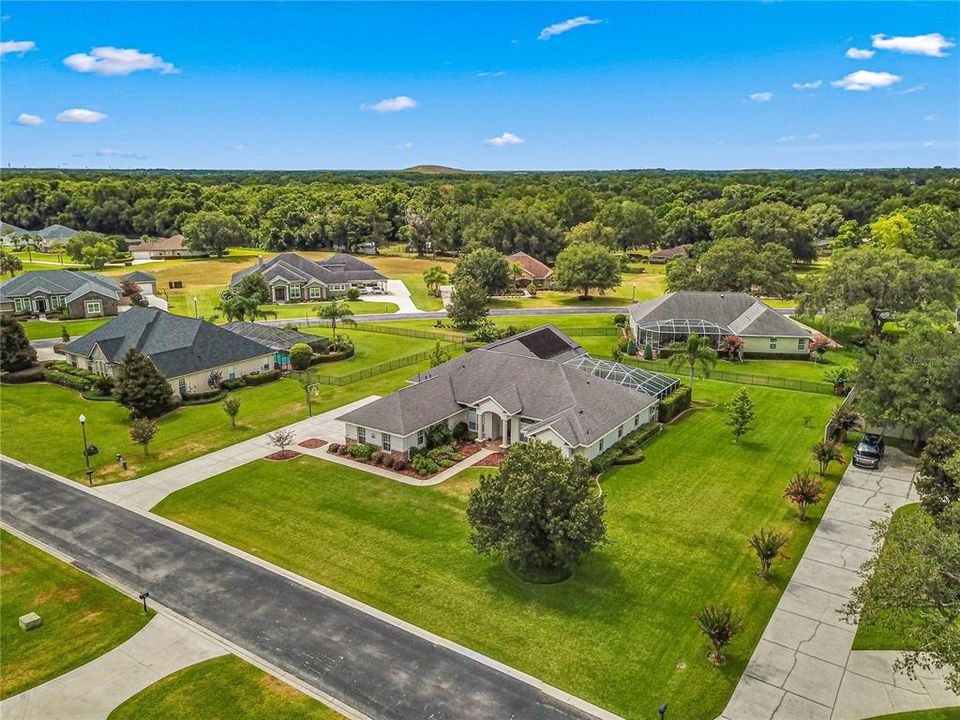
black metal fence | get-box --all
[620,357,835,395]
[306,319,465,343]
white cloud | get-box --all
[361,95,418,113]
[748,92,774,102]
[227,144,249,151]
[0,40,36,56]
[807,133,821,140]
[484,132,525,147]
[792,80,822,90]
[923,141,935,147]
[778,135,796,143]
[831,70,902,91]
[96,149,146,159]
[14,113,43,126]
[845,47,875,59]
[396,142,413,149]
[896,83,926,95]
[477,71,506,78]
[872,33,954,57]
[538,16,602,41]
[924,114,937,121]
[63,46,179,76]
[56,108,108,123]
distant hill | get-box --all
[401,165,468,174]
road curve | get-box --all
[0,461,603,720]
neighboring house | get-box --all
[629,291,815,356]
[334,240,377,255]
[647,245,691,264]
[63,307,276,396]
[230,253,388,303]
[121,271,158,296]
[0,222,30,246]
[506,251,553,289]
[37,224,78,252]
[338,325,678,460]
[222,321,327,368]
[131,234,208,261]
[0,269,121,318]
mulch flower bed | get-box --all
[266,450,301,461]
[335,440,484,480]
[298,438,328,449]
[474,451,506,467]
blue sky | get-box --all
[1,2,957,170]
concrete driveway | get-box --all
[359,279,422,314]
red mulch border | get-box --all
[298,438,328,449]
[473,452,506,467]
[266,450,301,461]
[340,440,482,479]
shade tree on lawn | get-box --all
[551,241,621,300]
[447,277,488,329]
[666,238,795,297]
[452,247,511,296]
[466,440,606,582]
[183,210,250,257]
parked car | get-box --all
[863,433,885,457]
[852,440,882,470]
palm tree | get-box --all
[830,405,863,443]
[509,262,526,290]
[811,440,844,476]
[666,332,717,385]
[0,250,23,277]
[317,300,356,341]
[422,265,448,298]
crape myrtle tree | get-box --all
[466,440,606,582]
[113,349,176,419]
[552,241,621,299]
[0,316,37,372]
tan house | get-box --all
[132,234,208,261]
[63,307,275,397]
[506,251,553,288]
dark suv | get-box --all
[852,436,884,470]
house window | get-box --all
[797,338,807,351]
[468,410,477,431]
[417,429,426,446]
[769,338,778,350]
[599,438,605,452]
[13,297,28,312]
[357,427,366,443]
[309,287,322,299]
[290,285,302,299]
[50,296,60,309]
[618,426,624,439]
[634,414,640,427]
[85,300,103,316]
[178,377,187,394]
[382,434,391,451]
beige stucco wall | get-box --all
[742,335,809,355]
[170,353,274,395]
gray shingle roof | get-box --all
[230,253,387,288]
[629,291,811,338]
[64,307,274,378]
[122,271,157,283]
[338,325,660,447]
[37,224,78,241]
[0,270,120,300]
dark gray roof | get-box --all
[122,271,157,282]
[222,321,326,352]
[0,270,120,300]
[629,291,812,338]
[63,307,274,378]
[230,253,387,288]
[37,224,78,241]
[339,325,660,447]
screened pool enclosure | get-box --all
[634,318,731,347]
[563,355,680,399]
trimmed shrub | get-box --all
[346,287,361,301]
[370,450,384,465]
[1,364,48,384]
[452,421,469,441]
[327,442,340,454]
[221,377,246,391]
[439,459,456,469]
[289,343,313,371]
[243,369,280,386]
[392,458,407,472]
[310,347,355,364]
[381,452,394,467]
[350,443,374,460]
[642,342,654,361]
[42,369,91,391]
[658,385,692,423]
[337,444,349,456]
[464,431,478,442]
[425,422,453,448]
[412,454,440,476]
[613,313,628,327]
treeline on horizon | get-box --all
[1,168,958,264]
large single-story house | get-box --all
[338,326,678,460]
[63,307,275,396]
[222,321,327,368]
[0,270,121,318]
[629,291,815,356]
[506,251,553,288]
[132,234,208,261]
[230,253,388,303]
[648,245,691,264]
[1,222,30,246]
[36,224,78,251]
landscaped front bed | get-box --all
[152,379,844,719]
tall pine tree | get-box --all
[114,349,175,418]
[0,316,37,372]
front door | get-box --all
[273,286,287,302]
[35,298,46,313]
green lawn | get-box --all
[153,380,843,719]
[107,655,344,720]
[299,326,446,377]
[0,530,154,699]
[22,317,111,340]
[862,710,960,720]
[0,363,422,484]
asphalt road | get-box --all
[0,461,601,720]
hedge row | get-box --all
[590,421,661,474]
[0,364,49,384]
[42,369,91,391]
[243,369,281,386]
[658,385,692,423]
[310,347,355,365]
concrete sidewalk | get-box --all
[720,449,960,720]
[98,395,380,510]
[0,615,226,720]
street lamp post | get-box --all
[193,296,199,318]
[79,414,93,485]
[659,705,668,719]
[632,283,637,302]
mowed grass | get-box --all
[862,711,960,720]
[22,317,111,340]
[107,655,344,720]
[299,327,444,377]
[154,381,843,719]
[0,362,421,484]
[0,530,153,699]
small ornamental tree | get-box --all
[722,388,756,444]
[812,440,844,476]
[113,349,175,419]
[317,300,356,341]
[222,396,241,428]
[61,325,70,342]
[718,335,744,361]
[289,342,313,371]
[268,428,296,454]
[784,471,824,521]
[423,265,449,297]
[208,369,223,389]
[346,287,361,301]
[428,341,451,368]
[694,605,743,666]
[808,336,834,363]
[830,405,863,444]
[466,440,606,581]
[129,418,158,456]
[748,527,790,580]
[666,332,717,386]
[0,316,37,372]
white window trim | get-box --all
[769,338,778,349]
[85,300,103,316]
[382,434,391,451]
[797,338,806,350]
[309,287,322,299]
[357,427,366,443]
[290,285,302,299]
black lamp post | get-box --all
[79,413,93,485]
[659,704,668,719]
